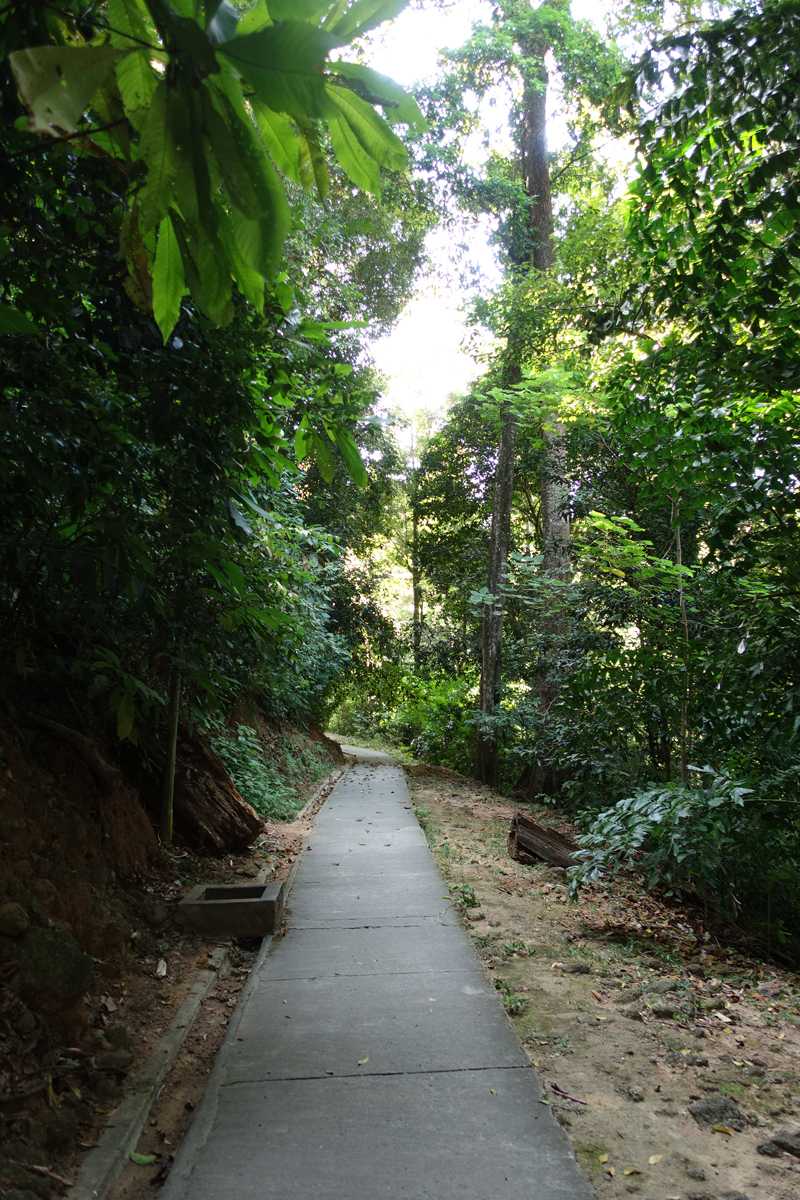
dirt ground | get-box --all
[404,764,800,1200]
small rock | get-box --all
[87,1071,122,1103]
[667,1050,709,1067]
[650,1003,680,1019]
[105,1023,133,1050]
[13,1008,37,1036]
[628,1087,644,1102]
[686,1166,707,1180]
[621,1003,645,1021]
[688,1095,745,1126]
[469,911,486,921]
[562,962,591,974]
[772,1130,800,1157]
[142,903,170,929]
[0,902,29,937]
[488,918,501,928]
[648,978,679,994]
[96,1048,133,1072]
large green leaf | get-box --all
[296,115,330,198]
[91,77,131,159]
[269,0,331,19]
[327,111,380,193]
[10,44,126,137]
[252,101,300,181]
[237,0,272,35]
[200,86,261,219]
[219,22,339,117]
[327,0,408,40]
[217,208,265,308]
[328,61,425,129]
[325,84,406,170]
[229,207,286,280]
[152,214,185,342]
[0,305,39,336]
[107,0,157,48]
[334,429,369,486]
[171,212,233,326]
[136,81,182,231]
[115,49,159,127]
[215,77,291,237]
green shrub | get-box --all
[570,768,800,957]
[210,724,328,821]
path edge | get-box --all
[67,946,230,1200]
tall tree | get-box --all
[435,0,617,783]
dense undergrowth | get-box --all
[209,723,334,821]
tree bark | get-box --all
[411,500,422,672]
[160,661,181,844]
[475,400,518,786]
[520,69,556,272]
[474,0,560,788]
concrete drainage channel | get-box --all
[68,946,232,1200]
[67,767,345,1200]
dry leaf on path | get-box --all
[648,1154,663,1165]
[357,1057,369,1066]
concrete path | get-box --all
[162,752,594,1200]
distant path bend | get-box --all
[161,752,594,1200]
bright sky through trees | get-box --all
[368,0,613,432]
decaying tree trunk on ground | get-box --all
[141,721,261,853]
[507,810,578,868]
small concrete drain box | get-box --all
[179,881,284,938]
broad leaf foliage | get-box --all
[5,0,424,341]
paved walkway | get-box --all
[162,752,594,1200]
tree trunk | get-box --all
[673,493,689,785]
[520,71,555,272]
[475,399,518,786]
[474,5,559,788]
[411,501,422,672]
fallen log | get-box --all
[138,721,262,854]
[507,811,578,868]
